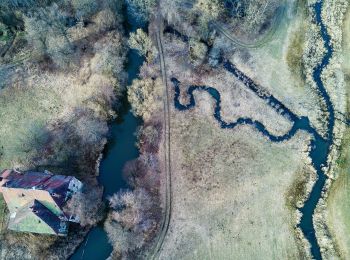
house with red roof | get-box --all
[0,169,82,236]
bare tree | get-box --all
[71,0,99,21]
[128,28,157,62]
[125,0,157,22]
[127,77,163,120]
[24,3,75,67]
[105,188,161,257]
[63,186,104,227]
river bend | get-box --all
[171,1,334,259]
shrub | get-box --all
[105,188,160,256]
[194,0,223,20]
[189,38,208,66]
[71,0,99,21]
[23,3,75,67]
[125,0,157,22]
[123,153,160,192]
[128,77,163,120]
[93,9,117,32]
[91,31,127,81]
[63,186,104,227]
[137,123,162,153]
[128,28,157,62]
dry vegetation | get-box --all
[160,28,294,136]
[160,0,328,136]
[158,109,312,259]
[325,130,350,259]
[96,0,346,258]
[125,0,157,23]
[128,77,163,120]
[313,1,350,259]
[160,0,282,43]
[110,0,350,258]
[104,124,164,259]
[148,9,318,254]
[92,0,350,258]
[110,0,324,257]
[0,0,127,258]
[218,0,282,43]
[1,0,348,258]
[224,0,328,136]
[103,30,164,258]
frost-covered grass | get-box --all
[157,108,312,259]
[323,4,350,258]
[161,34,293,137]
[326,130,350,259]
[222,0,325,136]
[142,1,322,258]
[0,63,117,172]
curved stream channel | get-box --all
[70,1,332,259]
[171,1,333,259]
[69,13,144,260]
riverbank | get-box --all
[312,0,350,258]
[102,30,164,257]
[0,1,128,259]
[135,0,349,258]
[142,0,316,258]
[68,5,147,259]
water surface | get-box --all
[69,13,144,260]
[171,2,334,258]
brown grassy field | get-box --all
[156,105,312,259]
[141,1,323,258]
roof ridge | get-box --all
[30,199,68,235]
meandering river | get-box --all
[71,0,333,259]
[171,1,333,259]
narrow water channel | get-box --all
[69,10,145,260]
[70,0,333,259]
[298,2,334,259]
[170,1,334,259]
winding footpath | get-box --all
[154,1,335,259]
[210,1,286,49]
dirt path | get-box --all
[210,1,286,49]
[148,1,334,259]
[147,10,172,260]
